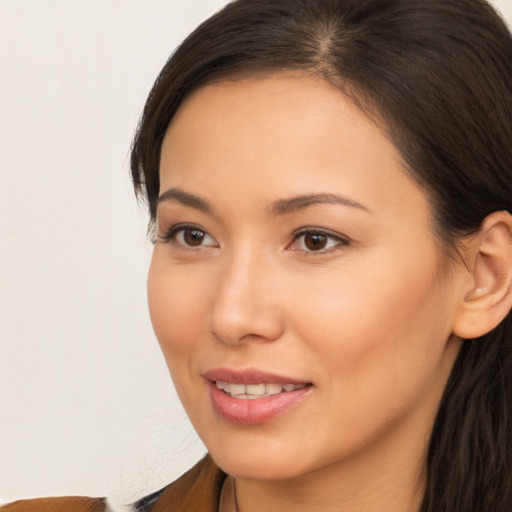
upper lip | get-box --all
[204,368,309,385]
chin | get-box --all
[214,452,303,481]
[203,432,321,481]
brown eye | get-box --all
[290,229,349,253]
[158,224,217,248]
[303,233,328,251]
[183,228,206,246]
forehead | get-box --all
[159,74,428,224]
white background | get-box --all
[1,0,511,506]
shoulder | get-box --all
[0,496,108,512]
[1,455,226,512]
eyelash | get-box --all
[157,224,350,254]
[290,229,350,254]
[157,224,217,248]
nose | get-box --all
[208,249,285,346]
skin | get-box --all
[148,74,466,511]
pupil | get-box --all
[305,233,327,250]
[185,229,204,246]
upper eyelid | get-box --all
[159,222,206,236]
[289,228,351,253]
[157,223,214,244]
[292,227,349,241]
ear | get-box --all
[453,211,512,339]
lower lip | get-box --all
[207,380,311,425]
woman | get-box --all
[4,0,512,510]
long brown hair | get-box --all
[131,1,512,509]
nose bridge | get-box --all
[208,244,284,345]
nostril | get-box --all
[210,328,283,346]
[208,307,285,346]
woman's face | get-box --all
[148,75,463,481]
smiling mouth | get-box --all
[215,381,310,399]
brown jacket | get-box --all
[2,455,226,512]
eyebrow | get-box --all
[157,188,212,214]
[157,188,369,216]
[270,193,369,215]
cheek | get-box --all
[281,255,455,458]
[288,251,453,395]
[147,255,208,366]
[147,255,218,417]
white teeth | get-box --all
[215,381,307,398]
[284,383,306,392]
[245,384,266,396]
[229,383,246,395]
[266,383,283,395]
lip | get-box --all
[204,368,312,425]
[204,368,309,385]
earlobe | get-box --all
[453,211,512,339]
